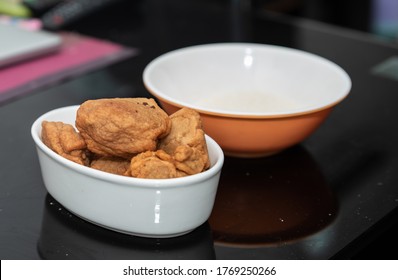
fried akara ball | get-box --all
[41,121,89,166]
[75,98,171,159]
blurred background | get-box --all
[253,0,398,42]
[1,0,397,42]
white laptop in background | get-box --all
[0,24,61,68]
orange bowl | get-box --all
[143,43,351,157]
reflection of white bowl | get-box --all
[31,106,224,238]
[38,195,216,259]
[144,43,351,157]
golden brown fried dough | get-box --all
[41,99,211,179]
[90,157,131,176]
[128,150,184,179]
[158,108,210,175]
[41,121,89,165]
[75,98,171,159]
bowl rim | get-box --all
[31,105,224,188]
[143,42,352,119]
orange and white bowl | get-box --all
[143,43,351,157]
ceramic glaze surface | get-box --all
[143,43,351,157]
[31,106,224,237]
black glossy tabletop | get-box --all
[1,0,398,260]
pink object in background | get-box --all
[0,32,136,104]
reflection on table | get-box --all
[38,195,215,260]
[209,146,337,247]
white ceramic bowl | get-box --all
[31,105,224,238]
[143,43,351,157]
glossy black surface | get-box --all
[1,0,398,259]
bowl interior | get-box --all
[143,43,351,117]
